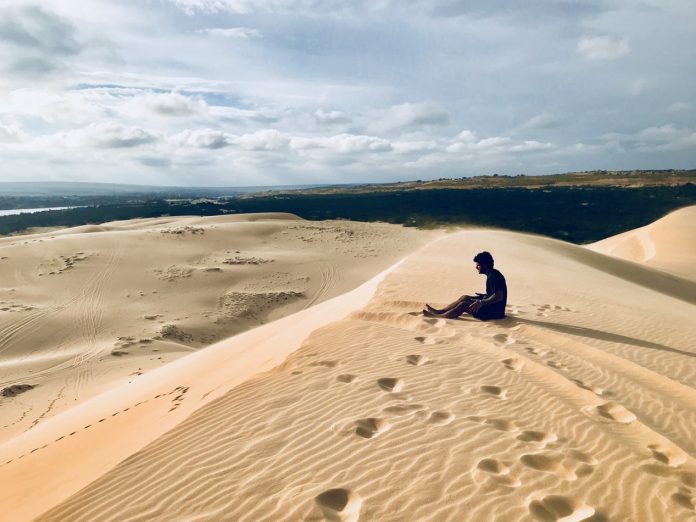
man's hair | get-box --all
[473,251,494,267]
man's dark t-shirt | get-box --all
[475,268,507,320]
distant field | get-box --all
[270,169,696,194]
[2,182,695,244]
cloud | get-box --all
[173,129,232,149]
[167,0,385,15]
[667,101,692,113]
[65,122,159,149]
[429,0,608,20]
[0,123,27,143]
[519,113,562,130]
[375,103,450,133]
[314,109,352,125]
[576,36,630,61]
[602,124,696,152]
[291,133,392,153]
[0,6,81,55]
[233,129,289,150]
[123,91,209,118]
[0,5,84,83]
[508,140,555,152]
[197,27,262,39]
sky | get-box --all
[0,0,694,187]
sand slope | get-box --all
[588,205,696,281]
[0,214,436,443]
[0,211,693,521]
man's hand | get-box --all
[468,300,482,313]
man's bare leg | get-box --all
[426,295,476,314]
[425,296,475,317]
[440,298,476,318]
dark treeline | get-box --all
[2,184,695,244]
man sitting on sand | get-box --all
[424,251,507,320]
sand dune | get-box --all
[0,214,436,443]
[2,209,696,521]
[588,205,696,281]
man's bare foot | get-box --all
[425,304,441,314]
[422,309,438,317]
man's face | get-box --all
[476,263,486,274]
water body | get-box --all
[0,207,81,217]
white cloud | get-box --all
[197,27,262,39]
[233,129,289,151]
[602,124,696,152]
[314,109,351,125]
[4,88,106,124]
[172,128,232,149]
[373,102,449,133]
[61,122,160,149]
[452,130,476,143]
[0,123,27,143]
[667,101,692,113]
[391,140,438,154]
[291,133,392,153]
[167,0,385,15]
[508,140,555,152]
[519,113,562,130]
[576,36,630,61]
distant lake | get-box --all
[0,206,82,217]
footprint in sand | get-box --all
[517,430,558,446]
[474,458,521,488]
[595,402,636,424]
[672,489,696,511]
[567,450,599,477]
[406,354,430,366]
[414,336,438,345]
[355,417,391,439]
[520,453,577,480]
[526,346,548,357]
[480,385,508,400]
[468,416,519,432]
[478,458,510,475]
[310,360,340,368]
[377,377,403,392]
[648,443,687,467]
[422,318,446,328]
[571,379,605,396]
[547,360,567,371]
[315,488,362,522]
[382,403,427,417]
[493,334,516,345]
[428,411,454,426]
[337,374,358,383]
[528,495,594,521]
[502,358,523,372]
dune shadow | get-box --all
[498,316,696,359]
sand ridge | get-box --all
[3,209,693,521]
[588,205,696,282]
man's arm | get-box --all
[468,289,504,313]
[481,290,505,306]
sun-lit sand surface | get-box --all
[1,208,696,521]
[0,213,437,444]
[588,206,696,282]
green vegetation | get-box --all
[2,184,695,244]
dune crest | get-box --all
[588,205,696,281]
